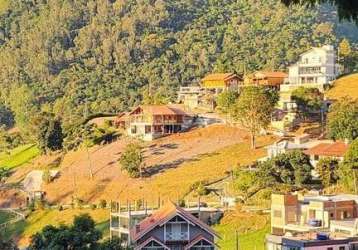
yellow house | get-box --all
[201,73,241,92]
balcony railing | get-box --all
[165,232,188,241]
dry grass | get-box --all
[326,73,358,100]
[40,125,274,204]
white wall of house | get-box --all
[282,45,339,92]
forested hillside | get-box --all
[0,0,354,138]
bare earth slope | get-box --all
[42,125,274,204]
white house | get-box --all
[281,45,339,92]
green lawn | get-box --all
[0,144,40,169]
[1,208,110,246]
[214,223,270,250]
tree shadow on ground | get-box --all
[143,152,219,177]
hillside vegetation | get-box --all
[0,0,348,139]
[326,73,358,100]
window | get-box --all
[165,216,189,241]
[330,213,334,218]
[190,239,214,250]
[145,125,152,134]
[273,210,282,218]
[131,126,137,134]
[339,247,346,250]
[327,248,333,250]
[314,155,319,161]
[142,240,165,250]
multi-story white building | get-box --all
[281,45,340,92]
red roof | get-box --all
[304,141,349,157]
[130,202,217,242]
[129,105,187,116]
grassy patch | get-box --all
[215,224,269,250]
[326,73,358,100]
[0,0,9,13]
[0,210,15,224]
[150,136,275,199]
[0,144,40,169]
[11,208,109,247]
[214,210,270,250]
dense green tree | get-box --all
[98,237,124,250]
[316,158,339,187]
[281,0,358,23]
[337,138,358,192]
[0,236,18,250]
[0,103,14,128]
[327,98,358,141]
[231,86,275,149]
[119,142,143,178]
[216,90,239,114]
[257,151,313,187]
[31,113,63,154]
[291,87,324,117]
[29,214,102,250]
[0,0,343,140]
[339,38,354,73]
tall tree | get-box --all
[339,38,353,73]
[291,87,324,118]
[231,86,276,149]
[337,138,358,193]
[31,113,63,154]
[281,0,358,23]
[216,90,239,114]
[119,142,144,178]
[327,98,358,141]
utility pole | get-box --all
[86,145,94,180]
[236,230,239,250]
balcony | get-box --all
[165,231,189,241]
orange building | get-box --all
[201,73,241,91]
[245,71,288,88]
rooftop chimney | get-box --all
[135,225,140,233]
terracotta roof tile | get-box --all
[304,141,349,157]
[129,105,187,116]
[130,202,217,242]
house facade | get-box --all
[304,141,349,168]
[130,202,218,250]
[244,71,288,88]
[201,73,241,93]
[267,193,358,250]
[282,45,339,92]
[124,105,191,141]
[278,45,339,111]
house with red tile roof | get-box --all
[130,202,218,250]
[123,105,192,141]
[304,141,349,167]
